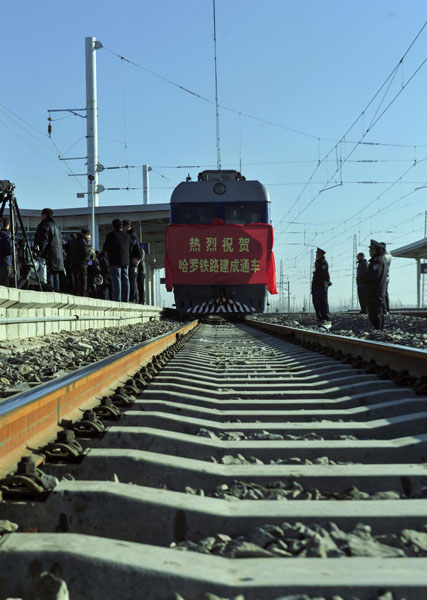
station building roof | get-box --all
[391,237,427,260]
[7,203,170,270]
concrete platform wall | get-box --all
[0,286,162,340]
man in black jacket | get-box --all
[366,239,389,330]
[123,220,142,303]
[34,208,64,291]
[102,219,133,302]
[69,228,93,296]
[311,247,332,326]
[356,252,368,314]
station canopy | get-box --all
[391,237,427,308]
[391,237,427,260]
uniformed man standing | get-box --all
[366,239,389,330]
[311,247,332,326]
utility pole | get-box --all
[351,234,357,309]
[279,260,284,312]
[142,165,152,204]
[287,281,290,313]
[85,36,102,248]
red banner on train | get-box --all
[165,222,277,293]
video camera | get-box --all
[0,179,42,290]
[0,180,15,196]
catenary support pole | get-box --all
[85,36,102,248]
[142,165,151,205]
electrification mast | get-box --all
[85,36,102,248]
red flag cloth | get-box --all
[165,223,277,294]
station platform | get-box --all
[0,286,162,341]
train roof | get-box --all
[170,170,270,204]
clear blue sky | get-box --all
[2,0,427,308]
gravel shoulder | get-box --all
[251,312,427,350]
[0,319,184,397]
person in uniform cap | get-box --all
[311,247,332,325]
[366,239,389,330]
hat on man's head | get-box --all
[369,239,382,250]
[316,247,326,254]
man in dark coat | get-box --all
[102,219,133,302]
[356,252,368,314]
[0,216,12,287]
[34,208,64,291]
[311,247,332,325]
[69,228,93,296]
[366,239,389,330]
[123,220,142,303]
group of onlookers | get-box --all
[311,239,391,331]
[102,218,144,302]
[0,208,145,303]
[356,240,391,330]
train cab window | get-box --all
[224,204,262,224]
[176,204,216,225]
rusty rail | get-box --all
[0,321,198,478]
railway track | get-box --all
[1,319,427,599]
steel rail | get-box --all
[0,320,198,478]
[246,320,427,378]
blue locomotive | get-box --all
[166,169,275,315]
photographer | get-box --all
[69,227,94,297]
[34,208,65,291]
[0,216,12,286]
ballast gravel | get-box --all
[0,319,183,397]
[171,521,427,559]
[184,480,402,501]
[176,593,407,600]
[176,594,405,600]
[197,428,358,442]
[207,454,355,466]
[251,312,427,349]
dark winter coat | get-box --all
[102,229,133,266]
[356,258,368,286]
[127,228,142,261]
[34,217,64,271]
[0,228,12,267]
[366,254,389,297]
[69,234,92,269]
[312,257,331,290]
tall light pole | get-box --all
[85,36,102,248]
[142,165,152,204]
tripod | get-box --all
[0,183,42,291]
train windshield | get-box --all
[224,204,263,224]
[175,204,216,224]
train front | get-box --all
[165,170,277,314]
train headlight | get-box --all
[213,182,226,195]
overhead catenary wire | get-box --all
[100,45,427,150]
[273,20,427,237]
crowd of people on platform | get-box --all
[311,239,392,331]
[0,209,145,303]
